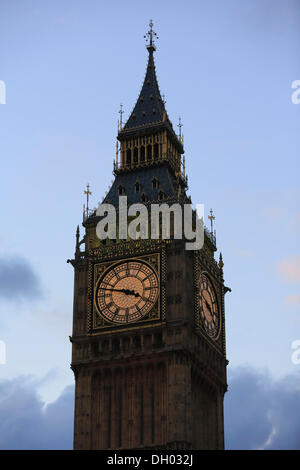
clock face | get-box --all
[95,260,159,324]
[199,273,220,339]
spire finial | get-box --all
[219,252,224,272]
[178,116,183,141]
[119,104,124,130]
[84,183,92,218]
[208,208,215,234]
[76,225,80,249]
[144,19,158,52]
[75,225,80,257]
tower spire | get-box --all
[120,21,179,141]
[116,21,185,175]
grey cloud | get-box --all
[0,255,42,302]
[225,366,300,449]
[0,377,74,450]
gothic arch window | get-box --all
[140,146,145,163]
[112,339,120,353]
[133,147,138,164]
[144,334,151,349]
[133,336,141,350]
[126,148,131,165]
[92,342,99,357]
[154,333,163,348]
[118,185,125,196]
[154,143,159,160]
[158,190,165,201]
[123,337,130,352]
[152,178,159,189]
[141,193,149,203]
[147,144,152,161]
[135,181,141,193]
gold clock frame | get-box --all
[198,271,221,341]
[87,251,165,334]
[193,253,222,344]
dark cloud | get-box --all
[0,255,42,302]
[225,366,300,449]
[0,377,74,450]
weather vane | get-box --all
[144,19,158,51]
[208,208,215,233]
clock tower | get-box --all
[69,22,228,450]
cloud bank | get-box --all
[225,366,300,449]
[0,366,299,449]
[0,377,74,450]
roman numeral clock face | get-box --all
[199,273,220,339]
[95,260,159,324]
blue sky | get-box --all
[0,0,300,449]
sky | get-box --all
[0,0,300,449]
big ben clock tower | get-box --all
[68,21,228,450]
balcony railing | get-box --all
[113,155,188,187]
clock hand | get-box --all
[122,289,140,297]
[201,294,212,314]
[100,287,125,293]
[132,291,141,298]
[132,291,140,298]
[205,299,212,313]
[100,287,140,297]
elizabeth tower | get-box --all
[69,22,228,450]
